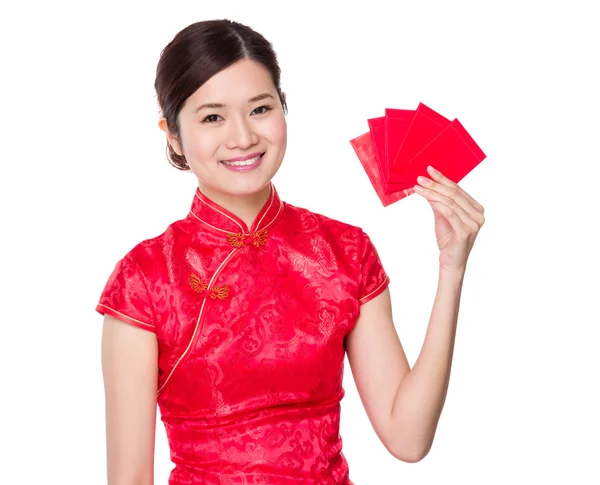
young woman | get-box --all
[97,19,485,485]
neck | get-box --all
[197,182,272,231]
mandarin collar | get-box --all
[188,182,283,236]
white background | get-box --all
[1,0,598,483]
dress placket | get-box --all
[157,209,273,396]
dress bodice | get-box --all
[96,184,389,484]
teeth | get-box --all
[222,155,261,167]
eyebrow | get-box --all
[194,93,275,113]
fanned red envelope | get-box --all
[350,132,414,207]
[351,103,486,206]
[384,109,414,180]
[387,103,450,184]
[367,117,386,173]
[368,116,407,194]
[389,119,486,190]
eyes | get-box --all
[201,105,273,124]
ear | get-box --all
[158,116,184,156]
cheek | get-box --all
[182,126,219,158]
[265,114,287,146]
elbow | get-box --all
[390,441,431,464]
[108,472,153,485]
[391,449,425,464]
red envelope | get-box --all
[351,103,486,207]
[389,118,487,189]
[385,108,414,180]
[367,117,387,174]
[350,132,414,207]
[368,115,410,194]
[388,103,450,183]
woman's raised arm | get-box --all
[101,315,158,485]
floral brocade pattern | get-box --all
[96,184,389,484]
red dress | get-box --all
[96,183,389,484]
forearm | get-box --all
[390,267,464,461]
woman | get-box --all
[97,19,485,485]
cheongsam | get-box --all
[96,183,389,484]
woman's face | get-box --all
[162,59,287,197]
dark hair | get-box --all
[154,19,288,171]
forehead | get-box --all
[187,59,276,106]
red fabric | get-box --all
[96,183,389,484]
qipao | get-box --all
[96,183,389,485]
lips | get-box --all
[220,152,265,167]
[221,152,264,163]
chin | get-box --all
[226,177,274,196]
[225,167,282,195]
[198,175,273,199]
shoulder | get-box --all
[282,201,367,241]
[119,217,191,275]
[280,201,374,266]
[279,201,388,302]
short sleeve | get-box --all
[96,255,156,332]
[358,231,390,305]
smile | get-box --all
[220,153,265,167]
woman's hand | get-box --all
[413,165,485,273]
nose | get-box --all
[225,114,259,150]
